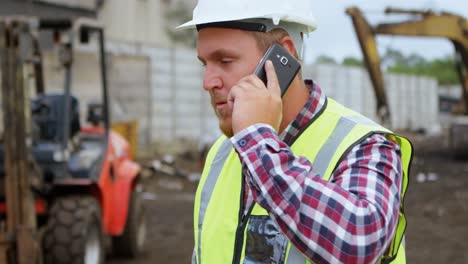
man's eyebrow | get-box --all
[198,49,238,63]
[211,49,236,58]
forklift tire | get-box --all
[112,188,146,258]
[43,195,104,264]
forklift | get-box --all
[0,17,146,263]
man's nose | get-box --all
[203,66,222,91]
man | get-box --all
[178,1,413,263]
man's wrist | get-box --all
[230,123,279,153]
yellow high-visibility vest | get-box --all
[194,98,412,264]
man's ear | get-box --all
[278,36,296,56]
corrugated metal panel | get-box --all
[384,73,439,132]
[147,45,212,143]
[415,77,425,131]
[385,74,400,130]
[304,64,378,122]
[423,77,440,133]
[304,64,439,132]
[362,72,377,121]
[408,76,418,131]
[101,42,442,151]
[107,54,151,139]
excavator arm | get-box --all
[346,6,468,159]
[345,7,389,123]
[346,6,468,122]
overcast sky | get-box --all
[303,0,468,64]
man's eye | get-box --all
[221,59,233,64]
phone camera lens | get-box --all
[280,56,288,66]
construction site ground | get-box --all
[108,131,468,264]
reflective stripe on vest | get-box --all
[194,98,412,264]
[311,115,376,178]
[196,139,233,264]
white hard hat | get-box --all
[177,0,317,59]
[177,0,317,32]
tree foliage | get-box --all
[382,48,458,85]
[317,48,459,85]
[315,55,337,65]
[342,57,364,67]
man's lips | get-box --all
[215,101,227,109]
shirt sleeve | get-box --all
[231,123,403,264]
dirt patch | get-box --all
[108,173,196,264]
[109,132,468,264]
[403,132,468,263]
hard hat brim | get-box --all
[176,20,197,29]
[177,16,317,32]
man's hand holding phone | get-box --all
[228,43,301,136]
[228,60,283,135]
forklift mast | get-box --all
[0,18,41,264]
[0,17,111,263]
[346,7,468,124]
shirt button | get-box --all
[239,139,247,147]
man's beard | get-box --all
[219,119,233,137]
[215,108,233,138]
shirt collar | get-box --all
[280,79,327,145]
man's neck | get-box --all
[279,77,310,133]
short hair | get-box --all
[248,28,302,79]
[248,28,300,59]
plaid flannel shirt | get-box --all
[230,80,403,264]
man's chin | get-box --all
[221,128,234,138]
[219,121,233,138]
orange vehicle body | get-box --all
[74,126,140,235]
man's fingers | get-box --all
[238,74,266,90]
[228,83,249,104]
[227,85,239,103]
[265,60,281,97]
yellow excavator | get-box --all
[346,6,468,159]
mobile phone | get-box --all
[254,43,301,97]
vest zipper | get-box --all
[232,175,254,264]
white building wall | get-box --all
[98,0,171,47]
[31,43,442,153]
[36,0,98,10]
[303,64,378,122]
[384,73,439,132]
[304,64,440,133]
[106,42,220,153]
[41,50,103,125]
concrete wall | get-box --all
[2,41,441,154]
[303,64,440,133]
[385,73,439,133]
[107,54,152,144]
[105,42,219,154]
[98,0,171,47]
[41,45,155,149]
[97,0,199,48]
[303,65,377,122]
[36,0,98,10]
[0,0,99,17]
